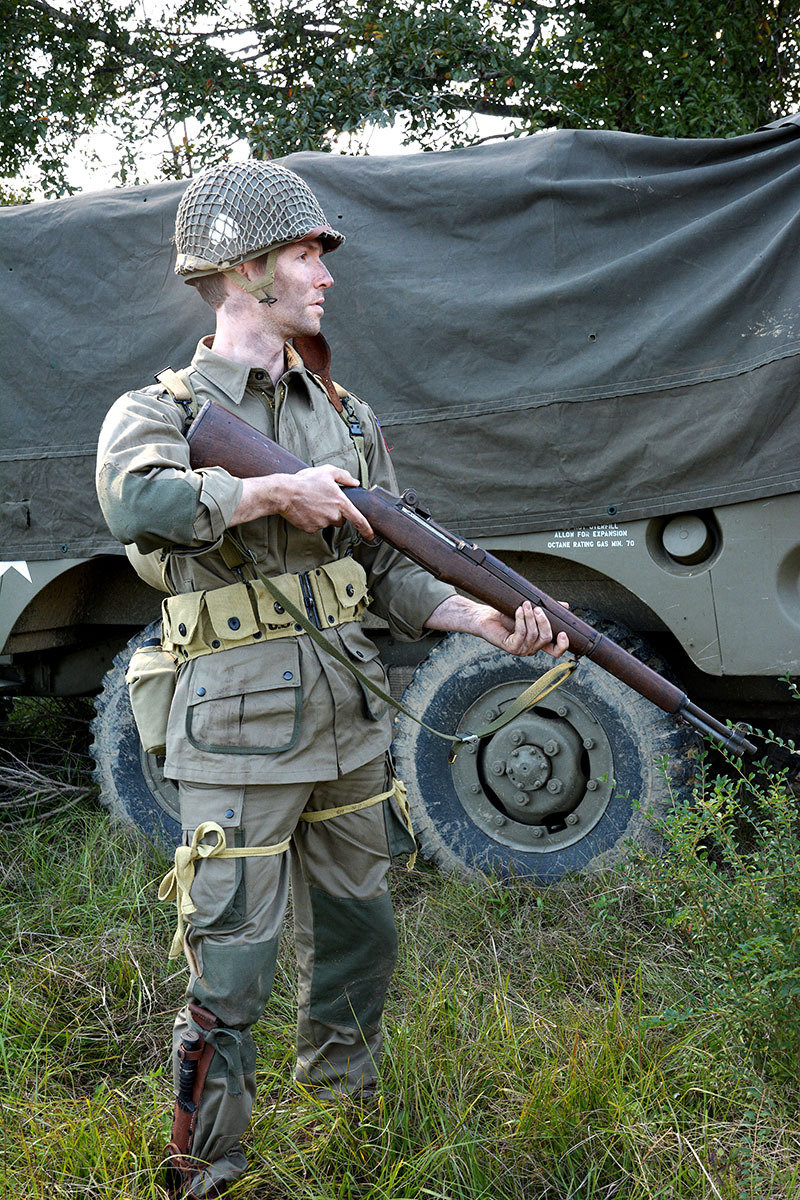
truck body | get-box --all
[2,117,799,877]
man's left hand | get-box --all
[424,595,569,657]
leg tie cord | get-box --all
[299,779,417,869]
[158,822,291,961]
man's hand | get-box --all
[230,465,374,540]
[424,595,569,658]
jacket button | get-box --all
[328,615,335,624]
[228,616,240,630]
[355,651,364,659]
[283,671,293,680]
[178,623,187,637]
[225,809,235,819]
[294,624,303,632]
[211,639,220,649]
[346,584,355,597]
[253,631,262,639]
[274,602,285,614]
[196,687,206,696]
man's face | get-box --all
[269,237,333,338]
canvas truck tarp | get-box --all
[1,119,799,561]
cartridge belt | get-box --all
[161,557,370,662]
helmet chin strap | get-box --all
[223,246,281,305]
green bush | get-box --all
[631,732,800,1086]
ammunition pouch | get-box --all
[161,557,369,662]
[125,639,178,755]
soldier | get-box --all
[95,160,568,1199]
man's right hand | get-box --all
[230,465,375,540]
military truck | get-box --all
[2,116,799,880]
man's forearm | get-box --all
[424,595,569,659]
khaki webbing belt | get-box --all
[160,780,413,961]
[161,557,370,662]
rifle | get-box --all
[187,400,756,757]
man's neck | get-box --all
[211,310,287,384]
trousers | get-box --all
[171,753,402,1193]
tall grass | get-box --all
[2,700,800,1198]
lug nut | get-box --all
[510,730,525,746]
[466,741,477,754]
[486,708,500,721]
[557,705,569,717]
[566,813,579,825]
[491,760,506,776]
[517,795,530,806]
[470,784,481,794]
[546,778,563,794]
[532,826,544,839]
[583,737,595,749]
[493,815,506,827]
[586,779,599,792]
[544,740,560,756]
[511,749,519,758]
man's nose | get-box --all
[317,263,334,288]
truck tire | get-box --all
[391,620,695,882]
[91,622,180,849]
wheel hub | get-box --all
[450,682,615,853]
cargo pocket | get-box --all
[383,778,417,866]
[185,641,303,755]
[179,781,246,931]
[338,623,390,722]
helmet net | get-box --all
[174,161,344,277]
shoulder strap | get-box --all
[155,366,200,430]
[291,335,369,486]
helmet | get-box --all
[174,160,344,303]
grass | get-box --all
[2,699,800,1198]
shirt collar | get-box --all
[190,336,313,406]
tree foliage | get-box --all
[3,0,799,195]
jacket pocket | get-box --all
[185,640,303,755]
[338,623,390,722]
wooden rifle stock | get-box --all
[187,400,756,757]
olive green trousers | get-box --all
[171,753,406,1197]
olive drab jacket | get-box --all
[96,336,455,786]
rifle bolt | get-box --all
[566,813,579,825]
[583,737,595,749]
[544,740,560,756]
[557,705,570,717]
[491,759,506,776]
[586,779,599,791]
[510,730,525,746]
[546,778,563,794]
